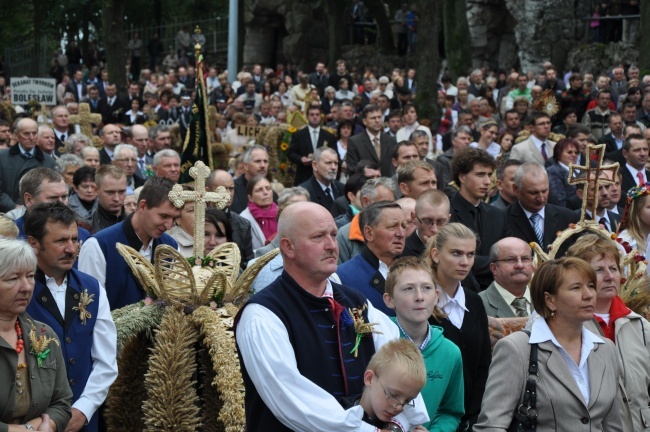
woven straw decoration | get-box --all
[154,245,198,305]
[116,243,162,299]
[206,242,241,285]
[227,248,280,304]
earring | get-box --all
[550,310,555,317]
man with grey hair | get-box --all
[480,237,534,318]
[37,124,58,159]
[146,124,172,161]
[113,143,145,189]
[468,69,483,97]
[236,201,428,431]
[231,145,278,214]
[336,177,395,263]
[51,105,73,151]
[507,162,578,250]
[152,149,181,183]
[299,147,343,215]
[128,124,153,176]
[337,201,406,316]
[207,168,255,266]
[0,118,57,212]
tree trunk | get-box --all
[640,0,650,76]
[32,0,44,76]
[415,0,441,127]
[102,0,127,95]
[326,0,345,70]
[443,0,471,80]
[363,0,394,53]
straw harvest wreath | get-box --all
[105,161,278,431]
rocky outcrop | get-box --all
[566,42,639,75]
[503,0,580,73]
[467,0,517,70]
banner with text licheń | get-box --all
[11,78,57,106]
[179,53,213,184]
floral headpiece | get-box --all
[626,184,650,203]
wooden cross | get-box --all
[70,103,102,140]
[568,143,619,223]
[168,161,231,258]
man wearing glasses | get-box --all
[112,143,146,190]
[402,189,449,258]
[509,111,556,164]
[479,237,534,318]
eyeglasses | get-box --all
[416,216,448,228]
[376,373,415,410]
[493,256,533,265]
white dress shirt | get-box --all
[469,141,501,159]
[236,279,429,431]
[521,204,545,235]
[626,163,647,185]
[437,283,468,329]
[44,272,118,422]
[529,317,604,405]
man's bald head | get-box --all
[278,201,338,292]
[207,169,235,206]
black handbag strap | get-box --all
[517,330,538,430]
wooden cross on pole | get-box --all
[568,143,619,223]
[168,161,231,258]
[70,103,102,143]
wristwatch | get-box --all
[385,423,402,432]
[22,424,34,431]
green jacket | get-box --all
[0,313,72,432]
[393,318,465,432]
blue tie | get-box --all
[529,213,544,246]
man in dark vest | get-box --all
[78,177,180,310]
[25,202,117,432]
[235,202,428,431]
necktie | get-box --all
[373,136,381,159]
[511,298,528,317]
[138,159,145,174]
[22,152,32,159]
[637,171,646,186]
[540,142,548,161]
[323,187,333,209]
[312,129,318,151]
[60,133,66,142]
[599,217,609,231]
[529,213,544,246]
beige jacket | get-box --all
[474,330,623,432]
[585,313,650,431]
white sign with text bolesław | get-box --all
[11,78,57,105]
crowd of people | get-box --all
[0,50,650,432]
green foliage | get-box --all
[443,0,472,81]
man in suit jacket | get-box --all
[491,159,522,211]
[479,237,534,318]
[288,106,337,185]
[298,147,344,215]
[309,62,328,97]
[509,112,556,165]
[98,124,121,165]
[574,169,622,233]
[65,70,87,102]
[450,148,511,290]
[401,189,450,258]
[231,145,278,214]
[619,134,650,199]
[337,201,406,316]
[99,83,126,125]
[599,113,625,154]
[508,162,579,251]
[346,104,397,177]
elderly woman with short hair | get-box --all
[0,238,72,431]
